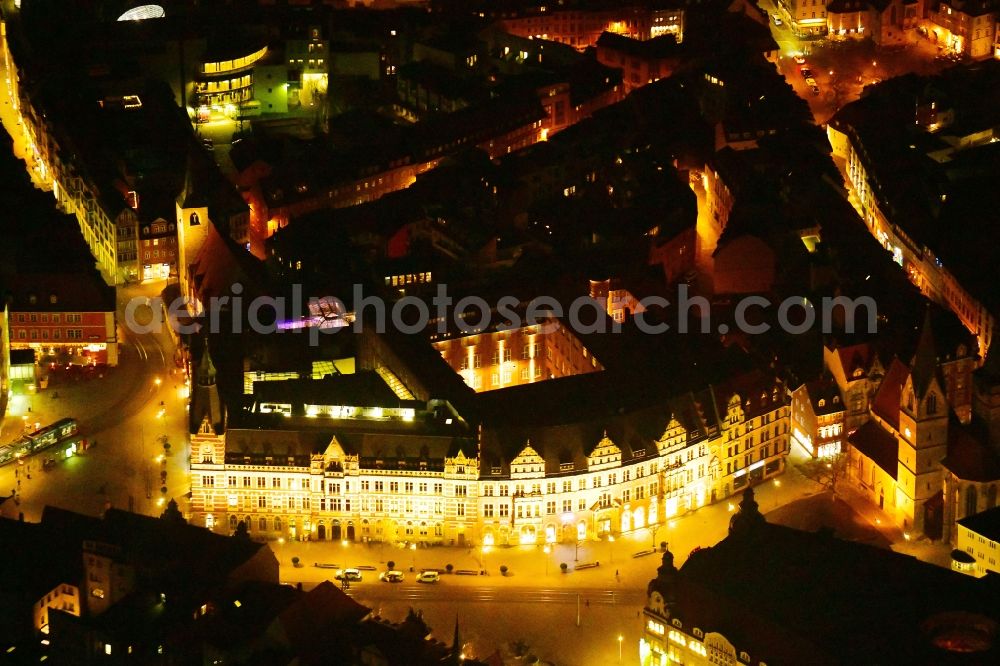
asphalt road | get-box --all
[0,281,189,521]
[335,583,644,606]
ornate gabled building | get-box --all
[188,331,792,547]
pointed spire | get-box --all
[197,345,217,387]
[911,305,938,399]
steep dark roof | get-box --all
[4,272,116,313]
[849,420,899,480]
[957,505,1000,542]
[806,378,845,416]
[669,512,1000,664]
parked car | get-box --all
[772,14,782,26]
[800,67,813,78]
[793,54,806,65]
[810,85,821,95]
[379,570,405,583]
[334,568,362,582]
[805,77,818,87]
[201,138,214,151]
[417,571,440,584]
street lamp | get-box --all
[543,544,551,576]
[609,535,615,564]
[618,635,623,662]
[410,542,417,571]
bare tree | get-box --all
[798,451,850,499]
[647,523,662,550]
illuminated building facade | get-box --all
[775,0,831,36]
[500,6,655,50]
[430,321,603,392]
[189,348,790,546]
[790,378,846,458]
[828,113,996,359]
[139,217,178,282]
[6,273,119,366]
[193,44,268,113]
[954,506,1000,576]
[284,25,329,108]
[924,0,997,59]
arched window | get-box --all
[190,211,200,226]
[926,393,937,415]
[259,517,267,531]
[965,486,978,517]
[275,517,282,532]
[987,485,997,510]
[229,515,238,530]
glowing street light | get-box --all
[154,377,162,387]
[618,635,624,662]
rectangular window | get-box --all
[546,501,556,515]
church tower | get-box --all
[189,340,226,531]
[175,151,211,302]
[897,308,949,535]
[190,342,225,436]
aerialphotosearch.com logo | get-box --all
[123,283,878,343]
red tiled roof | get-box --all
[836,342,874,380]
[872,358,909,430]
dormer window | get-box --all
[927,394,937,414]
[818,399,826,408]
[190,212,200,226]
